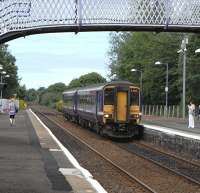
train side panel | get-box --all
[96,90,104,124]
[63,90,77,121]
[77,90,97,123]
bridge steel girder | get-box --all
[0,0,200,43]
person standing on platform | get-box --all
[188,101,195,128]
[8,98,18,126]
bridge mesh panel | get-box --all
[0,0,76,34]
[0,0,200,35]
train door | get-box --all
[96,91,103,117]
[117,91,128,121]
[73,92,77,113]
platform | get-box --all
[142,116,200,159]
[0,110,105,193]
[142,116,200,139]
[143,115,200,133]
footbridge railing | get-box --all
[1,0,200,43]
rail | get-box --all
[34,109,157,193]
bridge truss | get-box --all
[0,0,200,43]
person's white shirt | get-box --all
[188,103,195,128]
[188,104,195,114]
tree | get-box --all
[37,87,46,103]
[185,34,200,104]
[38,83,67,108]
[47,82,67,93]
[37,73,106,108]
[0,44,19,98]
[40,92,58,108]
[68,78,81,89]
[108,32,183,105]
[17,85,26,99]
[26,88,38,102]
[68,72,106,89]
[79,72,106,86]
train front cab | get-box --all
[102,84,143,138]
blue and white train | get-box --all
[63,81,143,139]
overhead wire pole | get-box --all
[182,35,188,119]
[0,71,6,99]
[183,42,186,119]
[165,63,169,117]
[155,61,169,117]
[0,74,2,99]
[139,71,143,112]
[177,35,188,119]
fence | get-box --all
[0,99,19,113]
[142,105,183,118]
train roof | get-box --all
[63,81,138,95]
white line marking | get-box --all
[59,168,82,176]
[29,109,107,193]
[144,124,200,140]
[49,149,62,152]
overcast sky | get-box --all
[8,32,110,89]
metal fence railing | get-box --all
[142,105,182,118]
[1,0,200,43]
[0,99,19,113]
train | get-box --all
[63,81,144,139]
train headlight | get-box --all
[104,114,112,118]
[131,114,139,118]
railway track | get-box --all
[31,107,200,193]
[34,109,156,193]
[137,141,200,168]
[116,140,200,186]
[47,109,200,186]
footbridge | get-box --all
[0,0,200,43]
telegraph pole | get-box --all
[166,63,169,116]
[181,35,188,119]
[0,74,2,99]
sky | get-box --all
[8,32,110,89]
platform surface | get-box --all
[142,115,200,140]
[0,110,99,193]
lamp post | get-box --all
[0,70,6,99]
[131,68,143,108]
[177,36,188,119]
[131,69,143,91]
[155,61,169,117]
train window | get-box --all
[130,90,139,105]
[64,96,72,107]
[104,88,114,105]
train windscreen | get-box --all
[104,88,114,105]
[130,88,139,106]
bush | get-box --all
[40,92,62,109]
[56,100,63,112]
[19,100,27,110]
